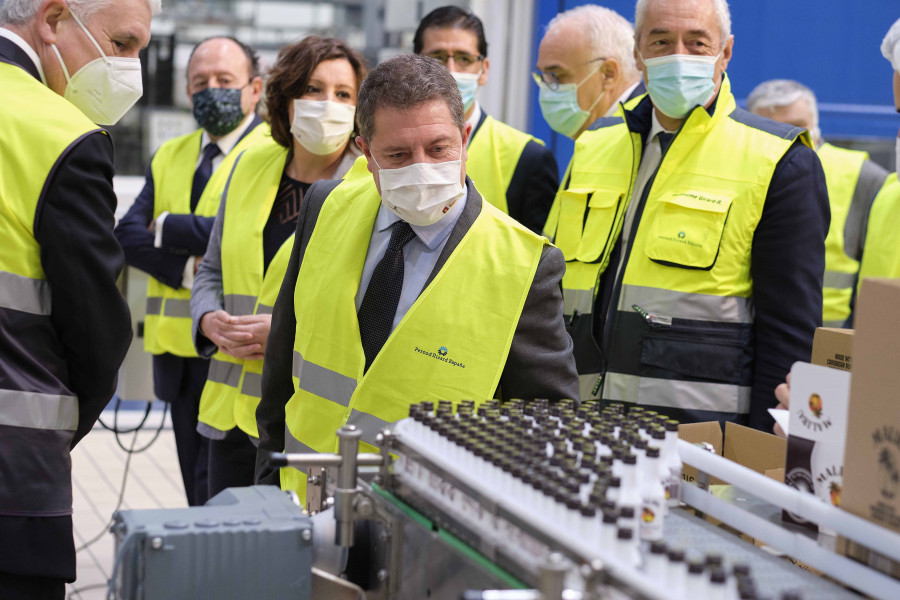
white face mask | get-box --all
[290,98,356,155]
[50,11,143,125]
[373,157,465,226]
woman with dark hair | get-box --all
[190,36,367,497]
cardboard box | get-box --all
[837,279,900,579]
[679,421,785,487]
[810,327,854,372]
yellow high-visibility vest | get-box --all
[0,61,98,516]
[816,142,868,327]
[466,115,542,215]
[280,175,546,499]
[199,147,369,437]
[547,75,806,421]
[143,121,270,357]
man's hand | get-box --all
[193,256,203,274]
[200,310,271,361]
[773,372,791,438]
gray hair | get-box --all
[357,53,464,141]
[747,78,819,129]
[634,0,731,50]
[0,0,161,25]
[546,4,639,81]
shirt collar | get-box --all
[605,81,642,117]
[649,108,676,141]
[374,185,467,251]
[200,110,256,155]
[0,28,46,84]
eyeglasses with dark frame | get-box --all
[423,50,485,69]
[533,57,607,91]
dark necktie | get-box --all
[357,221,417,372]
[657,132,675,156]
[190,142,221,211]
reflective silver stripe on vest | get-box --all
[578,373,602,401]
[208,359,241,389]
[163,299,191,318]
[241,372,262,398]
[284,426,319,474]
[563,288,594,317]
[0,389,78,430]
[145,296,163,315]
[621,285,754,324]
[256,304,274,315]
[603,372,751,415]
[0,271,52,316]
[292,351,357,407]
[346,409,390,447]
[823,270,857,290]
[823,319,847,328]
[224,294,257,316]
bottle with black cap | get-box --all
[644,540,668,583]
[708,567,728,600]
[667,548,686,594]
[685,558,707,597]
[615,526,641,568]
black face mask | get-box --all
[191,87,246,136]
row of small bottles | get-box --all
[405,399,683,546]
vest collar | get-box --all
[0,34,43,83]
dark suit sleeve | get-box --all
[498,245,579,401]
[506,140,559,234]
[749,141,829,430]
[113,161,189,289]
[160,214,216,256]
[35,131,133,447]
[255,180,330,485]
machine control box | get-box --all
[111,486,312,600]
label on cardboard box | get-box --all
[810,327,854,372]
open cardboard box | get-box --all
[835,279,900,580]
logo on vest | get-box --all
[677,231,686,239]
[415,345,465,368]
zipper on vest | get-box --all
[632,304,672,327]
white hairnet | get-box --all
[882,18,900,72]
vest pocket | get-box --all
[640,321,751,386]
[555,188,623,262]
[644,191,733,270]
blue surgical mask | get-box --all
[452,70,481,112]
[640,53,720,119]
[535,70,604,139]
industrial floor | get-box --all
[66,407,186,600]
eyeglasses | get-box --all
[423,50,484,69]
[532,57,607,91]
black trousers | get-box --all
[0,572,65,600]
[152,353,210,506]
[208,426,258,499]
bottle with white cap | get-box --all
[640,447,667,540]
[662,420,683,506]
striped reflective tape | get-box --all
[823,270,857,290]
[208,359,241,389]
[602,372,751,415]
[563,288,594,317]
[224,294,257,316]
[0,271,51,316]
[620,284,754,324]
[292,351,357,407]
[346,410,390,447]
[0,389,78,430]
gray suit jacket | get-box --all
[255,176,578,483]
